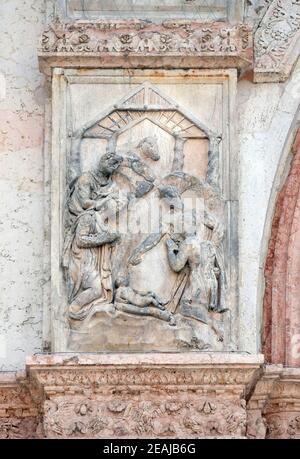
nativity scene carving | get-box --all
[62,83,229,351]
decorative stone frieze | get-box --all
[26,353,263,439]
[38,20,253,75]
[1,360,300,439]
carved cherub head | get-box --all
[138,136,160,161]
[98,152,123,177]
[115,275,130,289]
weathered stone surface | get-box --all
[68,308,224,352]
[263,128,300,367]
[47,69,238,353]
[38,20,253,74]
[27,353,263,439]
[247,366,300,439]
[0,0,47,371]
[237,58,300,354]
[0,373,40,438]
[1,0,300,441]
[55,0,244,22]
[1,357,300,439]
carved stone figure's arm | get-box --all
[166,239,189,272]
[115,288,131,304]
[76,177,96,210]
[125,154,155,182]
[204,210,224,246]
[128,232,163,265]
[77,232,118,248]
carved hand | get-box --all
[128,252,142,266]
[95,197,111,211]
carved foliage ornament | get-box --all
[254,0,300,81]
[44,396,247,438]
[39,19,252,60]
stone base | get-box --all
[68,308,225,352]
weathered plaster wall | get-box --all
[0,0,47,370]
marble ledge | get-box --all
[26,352,264,368]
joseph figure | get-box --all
[63,152,124,319]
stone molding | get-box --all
[38,20,253,75]
[26,353,262,439]
[254,0,300,82]
[247,366,300,439]
[2,356,300,439]
[39,2,300,81]
[263,128,300,367]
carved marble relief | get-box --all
[254,0,300,82]
[41,20,251,56]
[59,77,235,353]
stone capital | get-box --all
[26,353,263,438]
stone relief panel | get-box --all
[50,69,238,352]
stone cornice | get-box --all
[27,353,263,397]
[38,20,253,75]
[38,2,300,83]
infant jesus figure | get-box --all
[114,276,175,326]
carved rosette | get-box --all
[27,354,262,439]
[38,20,253,74]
